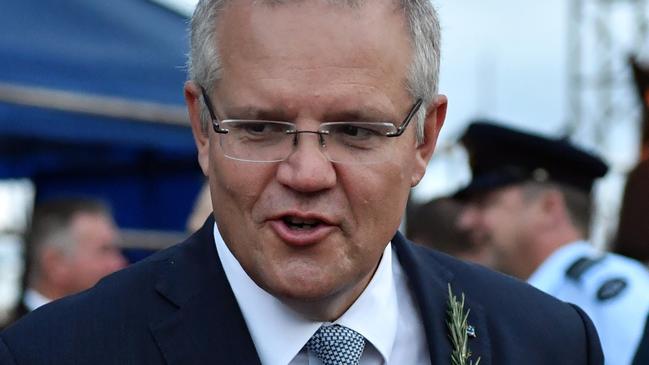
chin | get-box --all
[263,267,345,302]
[275,284,349,321]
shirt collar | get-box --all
[214,223,398,365]
[527,240,596,290]
[23,288,52,311]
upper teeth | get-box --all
[285,217,319,226]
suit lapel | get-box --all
[393,233,491,365]
[149,217,261,365]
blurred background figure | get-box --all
[407,197,495,266]
[614,158,649,265]
[628,56,649,163]
[611,57,649,265]
[455,121,649,365]
[0,0,205,322]
[2,198,127,328]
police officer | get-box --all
[455,122,649,365]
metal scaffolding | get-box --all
[567,0,649,165]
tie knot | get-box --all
[306,324,366,365]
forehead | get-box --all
[214,0,412,112]
[70,212,115,238]
[471,185,526,208]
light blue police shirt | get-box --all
[528,241,649,365]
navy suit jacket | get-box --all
[633,314,649,365]
[0,217,603,364]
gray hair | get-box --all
[187,0,442,143]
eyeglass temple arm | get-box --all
[387,98,423,137]
[199,86,229,134]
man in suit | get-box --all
[1,198,127,329]
[455,121,649,365]
[0,0,603,364]
[634,315,649,365]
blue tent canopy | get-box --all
[0,0,204,232]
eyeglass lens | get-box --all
[218,120,397,164]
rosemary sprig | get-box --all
[446,284,481,365]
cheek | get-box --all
[483,209,508,238]
[487,209,522,248]
[341,159,412,233]
[209,156,274,216]
[64,259,91,283]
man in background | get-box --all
[614,158,649,264]
[612,57,649,264]
[2,198,127,327]
[407,197,494,266]
[456,121,649,365]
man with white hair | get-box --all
[1,1,603,364]
[2,198,126,328]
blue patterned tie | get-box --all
[306,324,366,365]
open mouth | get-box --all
[270,214,336,246]
[282,216,323,230]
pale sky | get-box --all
[417,0,572,199]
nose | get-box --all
[276,132,336,193]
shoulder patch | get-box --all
[596,278,628,301]
[566,256,604,281]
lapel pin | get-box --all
[466,325,476,338]
[447,284,481,364]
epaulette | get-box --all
[565,256,604,281]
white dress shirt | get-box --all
[23,288,52,312]
[528,241,649,365]
[214,223,430,365]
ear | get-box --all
[411,94,448,186]
[185,81,210,177]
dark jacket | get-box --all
[0,217,603,364]
[633,315,649,365]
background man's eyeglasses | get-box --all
[200,86,423,164]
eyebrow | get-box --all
[323,107,393,123]
[219,106,283,121]
[221,105,395,123]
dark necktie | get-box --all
[306,324,366,365]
